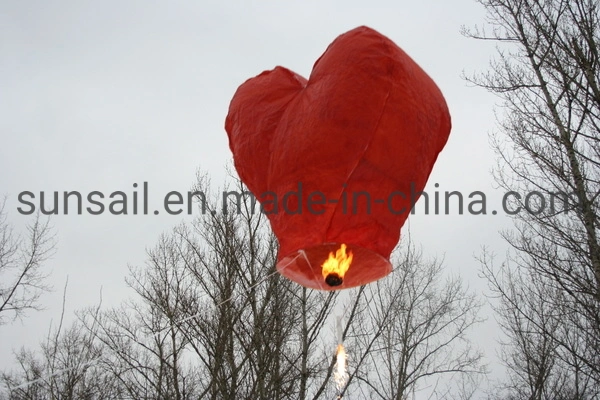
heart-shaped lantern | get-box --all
[225,26,451,290]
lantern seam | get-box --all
[322,83,393,239]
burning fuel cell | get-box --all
[322,244,353,287]
[273,242,393,291]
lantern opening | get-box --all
[322,244,353,287]
[276,243,392,291]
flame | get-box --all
[333,343,349,393]
[321,244,353,284]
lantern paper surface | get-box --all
[225,26,451,290]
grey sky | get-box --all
[1,0,512,395]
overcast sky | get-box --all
[1,0,513,395]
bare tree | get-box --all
[84,236,201,400]
[77,176,359,400]
[1,285,117,400]
[0,199,55,325]
[158,178,354,400]
[481,252,598,399]
[2,175,487,399]
[465,0,600,397]
[341,242,485,400]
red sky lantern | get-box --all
[225,26,451,290]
